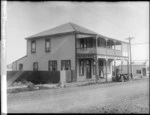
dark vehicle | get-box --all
[112,68,132,82]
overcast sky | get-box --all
[6,1,149,65]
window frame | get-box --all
[99,38,106,47]
[45,38,51,52]
[48,60,57,71]
[19,64,23,71]
[61,60,71,70]
[33,62,38,71]
[31,40,36,53]
[80,39,84,49]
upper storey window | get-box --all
[31,40,36,53]
[45,39,50,52]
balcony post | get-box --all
[106,38,108,56]
[121,59,123,74]
[106,58,108,82]
[121,43,123,55]
[114,41,116,55]
[95,35,99,83]
[114,58,116,78]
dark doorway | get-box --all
[99,59,104,78]
[86,59,91,79]
[19,64,23,71]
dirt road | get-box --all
[7,78,149,113]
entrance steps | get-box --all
[7,71,24,87]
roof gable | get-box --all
[71,23,98,35]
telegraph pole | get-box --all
[125,36,134,79]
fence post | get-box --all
[60,70,66,87]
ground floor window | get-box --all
[61,60,71,70]
[33,62,38,71]
[19,64,23,71]
[49,60,57,71]
[79,59,84,76]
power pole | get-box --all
[125,36,134,79]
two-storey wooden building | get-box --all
[12,22,130,82]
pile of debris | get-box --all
[8,80,67,94]
[8,80,39,93]
[22,80,39,90]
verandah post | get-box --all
[106,58,108,82]
[95,35,99,83]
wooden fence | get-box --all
[7,70,77,85]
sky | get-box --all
[6,1,149,65]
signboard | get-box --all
[97,55,106,59]
[115,57,123,60]
[77,54,95,58]
[76,34,95,39]
[107,56,115,59]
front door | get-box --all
[86,60,91,79]
[99,59,104,78]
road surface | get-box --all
[7,78,149,113]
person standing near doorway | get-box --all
[99,67,104,78]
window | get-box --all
[80,38,95,49]
[31,41,36,53]
[100,38,106,47]
[80,38,87,49]
[107,40,114,49]
[136,70,141,74]
[45,39,50,52]
[84,39,87,48]
[33,62,38,71]
[107,41,111,48]
[19,64,23,71]
[79,60,84,76]
[97,38,100,47]
[88,38,93,48]
[80,39,84,48]
[48,61,57,71]
[61,60,71,70]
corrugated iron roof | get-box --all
[70,22,98,35]
[24,22,129,44]
[25,22,97,39]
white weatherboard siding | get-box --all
[12,33,75,71]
